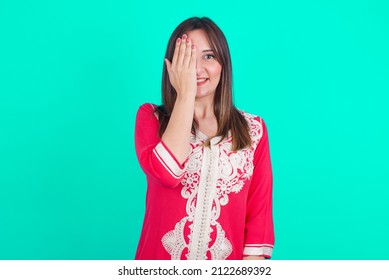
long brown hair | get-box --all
[156,17,251,151]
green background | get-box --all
[1,0,388,260]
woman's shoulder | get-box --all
[138,103,158,113]
[237,109,268,142]
[136,103,160,122]
[238,109,264,125]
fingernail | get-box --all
[177,38,181,43]
[186,38,190,43]
[182,34,187,39]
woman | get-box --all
[134,17,274,260]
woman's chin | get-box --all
[195,90,215,100]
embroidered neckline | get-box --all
[192,129,230,144]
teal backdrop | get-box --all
[1,0,388,260]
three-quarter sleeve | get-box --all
[135,103,188,188]
[243,118,274,258]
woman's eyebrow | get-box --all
[202,49,214,53]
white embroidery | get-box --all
[210,222,233,260]
[154,143,184,178]
[161,112,263,259]
[161,217,188,260]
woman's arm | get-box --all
[135,104,187,187]
[243,118,274,258]
[162,34,197,164]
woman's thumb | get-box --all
[164,58,171,71]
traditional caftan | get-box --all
[134,103,274,260]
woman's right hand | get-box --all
[164,34,197,99]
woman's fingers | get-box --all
[176,34,188,67]
[164,58,172,73]
[190,43,196,69]
[172,34,194,70]
[183,37,193,68]
[166,34,197,97]
[171,37,180,67]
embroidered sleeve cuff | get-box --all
[153,141,186,179]
[243,244,274,258]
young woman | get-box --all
[134,17,274,260]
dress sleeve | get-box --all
[243,118,274,258]
[135,103,188,188]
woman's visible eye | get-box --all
[204,54,215,60]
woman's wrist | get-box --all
[175,92,196,103]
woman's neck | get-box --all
[194,97,215,120]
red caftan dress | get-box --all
[134,103,274,260]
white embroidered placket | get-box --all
[187,137,221,259]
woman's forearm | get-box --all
[161,96,195,164]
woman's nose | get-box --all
[196,59,204,75]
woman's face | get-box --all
[187,29,222,100]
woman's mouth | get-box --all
[197,78,208,86]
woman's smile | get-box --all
[196,78,209,86]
